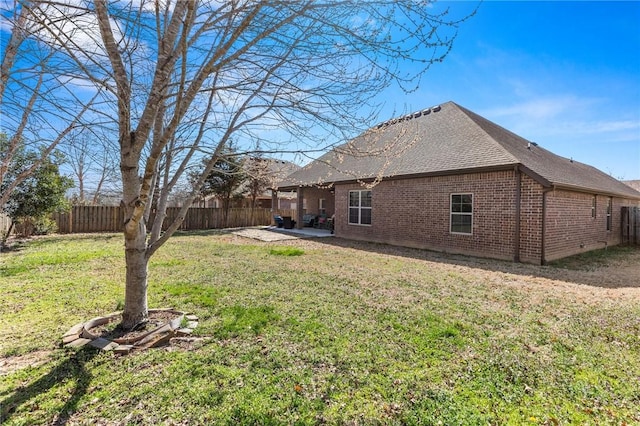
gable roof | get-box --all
[623,180,640,192]
[281,101,640,199]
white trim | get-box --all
[348,190,372,226]
[450,193,473,235]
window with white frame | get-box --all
[450,193,473,234]
[349,190,372,225]
[319,198,326,215]
[591,196,596,218]
[606,197,612,231]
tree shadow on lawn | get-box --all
[1,347,101,425]
[310,237,640,290]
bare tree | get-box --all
[27,0,472,329]
[0,1,103,210]
[245,156,271,212]
[63,128,119,204]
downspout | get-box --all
[540,186,555,265]
[514,166,521,262]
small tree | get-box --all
[197,149,247,227]
[244,157,271,212]
[63,129,119,205]
[2,150,73,240]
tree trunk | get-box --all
[1,220,15,250]
[121,219,149,329]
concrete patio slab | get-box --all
[232,226,334,242]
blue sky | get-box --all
[379,1,640,180]
[2,1,638,183]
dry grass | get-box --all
[1,232,639,425]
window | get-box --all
[606,197,612,231]
[349,190,372,225]
[591,196,596,218]
[450,194,473,234]
[319,198,326,215]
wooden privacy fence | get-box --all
[53,206,296,234]
[621,206,640,245]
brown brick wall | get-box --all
[301,187,335,216]
[334,171,523,261]
[519,175,544,264]
[331,171,639,263]
[544,191,638,262]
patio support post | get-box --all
[271,189,278,212]
[296,187,304,229]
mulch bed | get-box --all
[62,308,199,354]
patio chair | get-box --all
[315,214,328,229]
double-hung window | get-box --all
[606,197,612,231]
[450,194,473,234]
[349,190,372,225]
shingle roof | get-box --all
[623,180,640,192]
[281,101,640,199]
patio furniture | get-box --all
[282,216,296,229]
[302,214,317,227]
[314,214,328,229]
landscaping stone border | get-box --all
[62,308,199,354]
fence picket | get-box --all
[52,206,295,234]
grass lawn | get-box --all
[1,232,639,425]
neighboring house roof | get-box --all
[281,101,640,199]
[623,180,640,192]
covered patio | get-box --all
[271,185,335,231]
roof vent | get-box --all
[413,111,422,118]
[432,105,441,112]
[404,114,412,121]
[422,108,431,115]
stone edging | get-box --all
[62,308,199,354]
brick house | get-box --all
[278,101,640,264]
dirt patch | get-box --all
[0,350,51,375]
[232,228,300,242]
